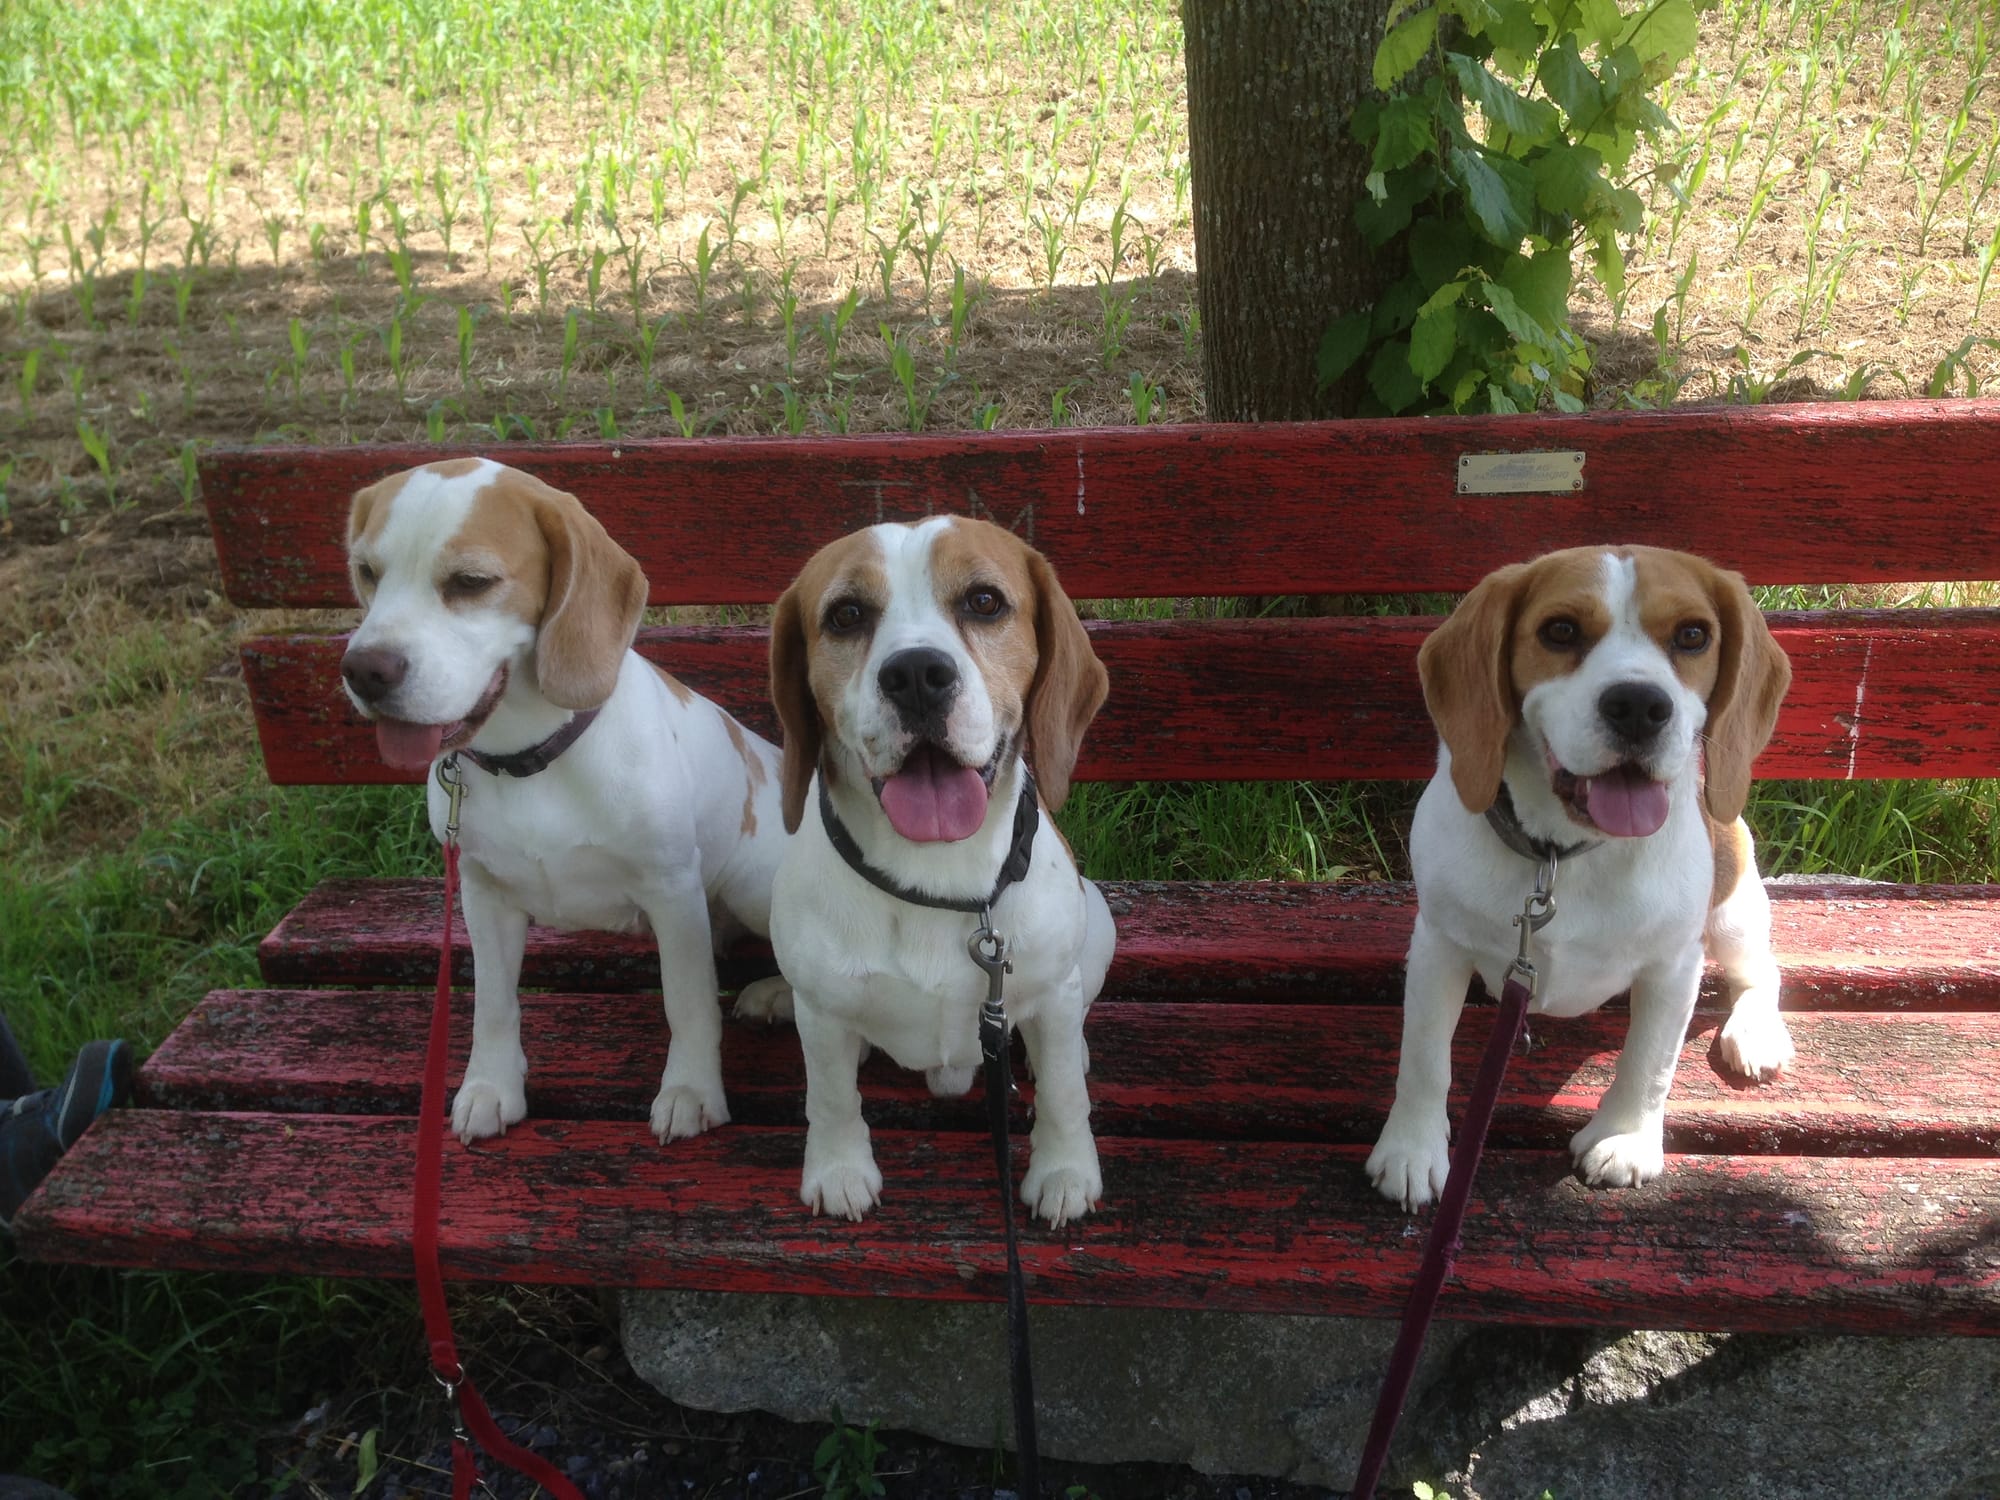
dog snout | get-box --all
[877,646,959,726]
[342,646,410,705]
[1598,680,1674,744]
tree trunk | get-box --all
[1183,0,1395,421]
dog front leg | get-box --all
[453,865,530,1144]
[1709,832,1793,1080]
[1367,916,1474,1210]
[642,872,729,1141]
[1017,976,1101,1228]
[796,996,880,1220]
[1571,947,1703,1188]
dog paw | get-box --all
[650,1083,728,1142]
[451,1074,526,1144]
[925,1063,977,1098]
[1366,1116,1451,1210]
[1717,1007,1794,1082]
[733,976,795,1025]
[1021,1150,1101,1229]
[1571,1119,1666,1189]
[801,1153,883,1221]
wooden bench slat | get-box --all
[261,877,2000,1011]
[143,991,2000,1157]
[239,609,2000,785]
[18,1113,1996,1335]
[199,400,2000,607]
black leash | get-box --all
[1354,787,1587,1497]
[819,768,1044,1497]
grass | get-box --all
[0,0,1997,1491]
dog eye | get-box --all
[1673,622,1711,653]
[354,562,378,587]
[444,572,498,599]
[962,586,1006,619]
[1538,617,1580,649]
[824,599,868,634]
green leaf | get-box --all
[1619,0,1698,64]
[1368,336,1428,413]
[1410,216,1475,289]
[1529,141,1607,217]
[1447,52,1560,145]
[1577,0,1625,48]
[1485,0,1544,70]
[1316,311,1373,386]
[1482,280,1551,345]
[1537,36,1604,125]
[1498,248,1572,334]
[1410,299,1462,381]
[1590,227,1627,301]
[1373,92,1438,173]
[1374,7,1439,90]
[1356,164,1436,247]
[1450,143,1535,246]
[1487,382,1522,413]
[1371,274,1428,338]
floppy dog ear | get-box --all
[769,580,822,834]
[528,484,648,710]
[1418,564,1526,814]
[1701,564,1791,824]
[1024,548,1108,813]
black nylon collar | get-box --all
[461,708,601,778]
[1484,779,1603,863]
[818,765,1040,915]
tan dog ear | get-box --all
[1418,564,1527,814]
[1701,565,1791,823]
[769,581,822,834]
[529,486,648,710]
[1024,549,1109,813]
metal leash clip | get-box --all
[968,912,1013,1078]
[436,752,466,844]
[1508,849,1562,999]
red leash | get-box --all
[1350,853,1559,1499]
[417,756,586,1500]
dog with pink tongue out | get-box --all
[767,516,1115,1227]
[340,458,794,1149]
[1368,546,1795,1209]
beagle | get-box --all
[767,516,1115,1226]
[340,458,791,1146]
[1368,546,1794,1209]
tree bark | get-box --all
[1183,0,1395,421]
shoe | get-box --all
[0,1038,133,1226]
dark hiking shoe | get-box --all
[0,1038,132,1226]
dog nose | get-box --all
[1598,681,1674,743]
[342,646,410,704]
[878,647,959,722]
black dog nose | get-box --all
[1598,681,1674,742]
[342,646,410,704]
[878,647,959,722]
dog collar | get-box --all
[460,708,601,778]
[817,766,1040,916]
[1485,780,1603,863]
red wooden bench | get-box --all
[16,399,2000,1342]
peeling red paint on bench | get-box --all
[258,876,2000,1010]
[20,1114,1997,1335]
[139,991,2000,1158]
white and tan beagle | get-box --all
[1368,545,1795,1209]
[767,516,1115,1226]
[341,458,790,1146]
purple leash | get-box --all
[1351,852,1560,1499]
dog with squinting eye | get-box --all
[767,517,1115,1226]
[1368,545,1794,1209]
[341,458,792,1146]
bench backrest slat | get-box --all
[202,399,2000,608]
[241,610,2000,785]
